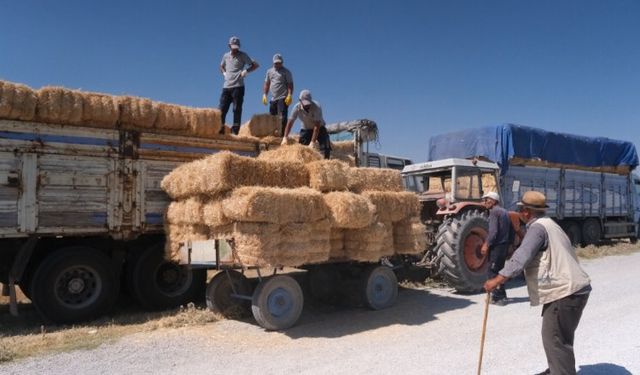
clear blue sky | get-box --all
[1,0,638,162]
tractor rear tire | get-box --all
[434,209,489,293]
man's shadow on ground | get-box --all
[578,363,633,374]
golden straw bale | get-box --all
[323,191,375,228]
[208,223,234,239]
[35,86,84,125]
[189,108,222,138]
[329,228,346,260]
[362,191,420,222]
[278,219,331,266]
[306,159,350,192]
[343,221,394,262]
[347,167,404,193]
[258,144,323,164]
[222,187,327,224]
[393,218,427,255]
[164,224,210,261]
[259,136,283,146]
[155,102,189,131]
[118,96,158,129]
[202,199,232,227]
[82,92,119,128]
[0,80,37,121]
[332,153,356,167]
[331,140,355,155]
[238,113,281,137]
[232,222,281,267]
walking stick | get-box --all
[477,291,490,375]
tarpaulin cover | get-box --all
[428,124,638,173]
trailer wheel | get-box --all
[252,275,303,331]
[435,209,489,292]
[561,221,582,247]
[129,244,206,310]
[30,247,119,324]
[361,265,398,310]
[206,270,252,317]
[581,218,601,246]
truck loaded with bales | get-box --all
[402,124,640,292]
[0,79,423,326]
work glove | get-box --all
[240,70,248,78]
[284,94,292,106]
[280,137,288,146]
[262,94,268,105]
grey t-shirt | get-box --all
[289,101,325,130]
[265,67,293,101]
[220,51,254,88]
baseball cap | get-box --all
[229,36,240,49]
[273,53,283,63]
[481,191,500,202]
[299,90,312,106]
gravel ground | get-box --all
[2,252,639,375]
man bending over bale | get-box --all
[219,36,259,135]
[281,89,331,159]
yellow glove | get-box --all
[262,94,268,105]
[284,94,292,106]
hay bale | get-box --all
[306,159,350,192]
[323,191,375,228]
[344,221,394,262]
[238,113,281,137]
[258,144,323,164]
[165,196,205,225]
[222,187,327,224]
[202,199,232,227]
[332,153,356,167]
[232,222,281,267]
[347,167,404,193]
[0,80,37,121]
[82,92,119,128]
[160,152,309,199]
[331,140,354,155]
[362,191,420,222]
[189,108,222,138]
[118,96,158,129]
[164,224,210,262]
[35,86,84,125]
[393,218,428,255]
[329,228,346,260]
[155,102,189,131]
[278,219,331,266]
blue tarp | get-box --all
[428,124,639,173]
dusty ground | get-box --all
[2,246,639,374]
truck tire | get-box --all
[30,247,119,324]
[129,244,206,310]
[561,221,582,247]
[435,209,489,293]
[581,218,601,246]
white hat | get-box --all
[273,53,283,63]
[299,89,312,106]
[482,191,500,202]
[228,36,240,49]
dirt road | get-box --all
[2,252,639,375]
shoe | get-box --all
[490,298,507,306]
[533,369,550,375]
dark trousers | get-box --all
[219,86,245,134]
[269,99,289,136]
[299,126,331,159]
[488,243,509,301]
[541,292,590,375]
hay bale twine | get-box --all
[35,86,84,125]
[155,102,189,131]
[238,113,281,138]
[118,96,158,129]
[362,191,420,222]
[0,80,37,121]
[82,92,119,128]
[347,167,404,193]
[323,191,375,228]
[306,159,350,192]
[189,108,222,138]
[258,144,323,164]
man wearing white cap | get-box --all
[480,191,512,305]
[281,89,331,159]
[219,36,259,135]
[262,53,294,136]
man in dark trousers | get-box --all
[262,53,293,136]
[281,89,331,159]
[480,191,512,305]
[219,36,259,135]
[485,191,591,375]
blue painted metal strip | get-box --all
[0,130,113,147]
[140,142,256,156]
[145,213,164,225]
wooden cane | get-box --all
[477,291,490,375]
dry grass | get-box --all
[576,240,639,259]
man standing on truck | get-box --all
[262,53,293,136]
[219,36,259,135]
[484,191,591,375]
[281,89,331,159]
[480,191,512,305]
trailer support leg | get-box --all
[8,236,38,316]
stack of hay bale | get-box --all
[161,144,427,267]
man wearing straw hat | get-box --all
[281,89,331,159]
[219,36,259,135]
[262,53,294,136]
[484,191,591,375]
